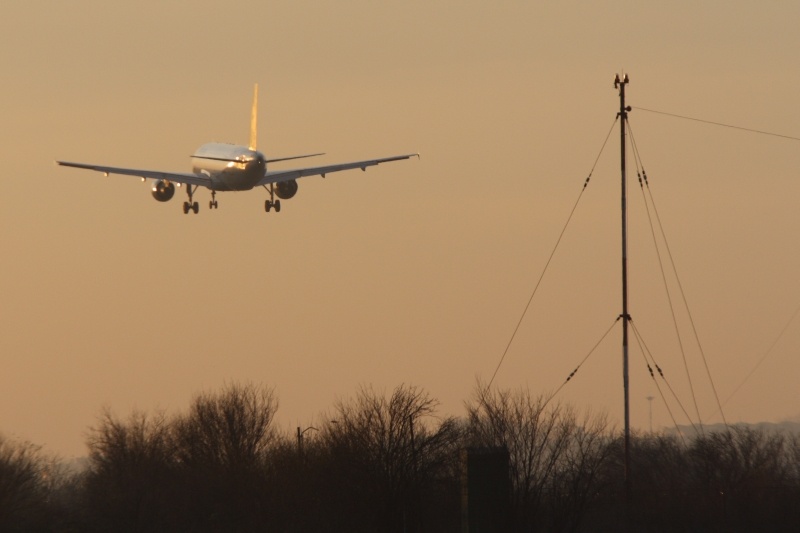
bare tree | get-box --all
[465,383,612,532]
[688,426,796,532]
[0,435,52,532]
[84,408,175,531]
[788,433,800,486]
[319,384,461,532]
[173,382,278,469]
[546,410,611,533]
[171,382,280,531]
[465,384,563,530]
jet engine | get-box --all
[275,179,298,200]
[151,180,175,202]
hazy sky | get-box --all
[2,1,800,457]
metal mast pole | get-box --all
[614,72,632,506]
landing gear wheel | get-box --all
[263,183,282,214]
[183,185,199,214]
[209,200,218,209]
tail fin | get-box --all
[249,83,258,151]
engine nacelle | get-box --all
[151,180,175,202]
[275,179,299,200]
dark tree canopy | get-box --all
[3,382,800,533]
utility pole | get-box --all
[647,396,655,433]
[614,72,632,509]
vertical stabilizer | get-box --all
[249,83,258,150]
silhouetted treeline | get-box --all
[2,382,799,532]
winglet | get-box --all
[249,83,258,151]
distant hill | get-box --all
[668,420,800,438]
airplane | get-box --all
[57,85,417,214]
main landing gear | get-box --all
[264,183,281,213]
[183,185,199,214]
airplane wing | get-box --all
[258,154,418,186]
[56,161,212,188]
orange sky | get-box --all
[2,1,800,457]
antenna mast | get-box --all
[614,72,632,506]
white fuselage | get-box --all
[190,142,266,191]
